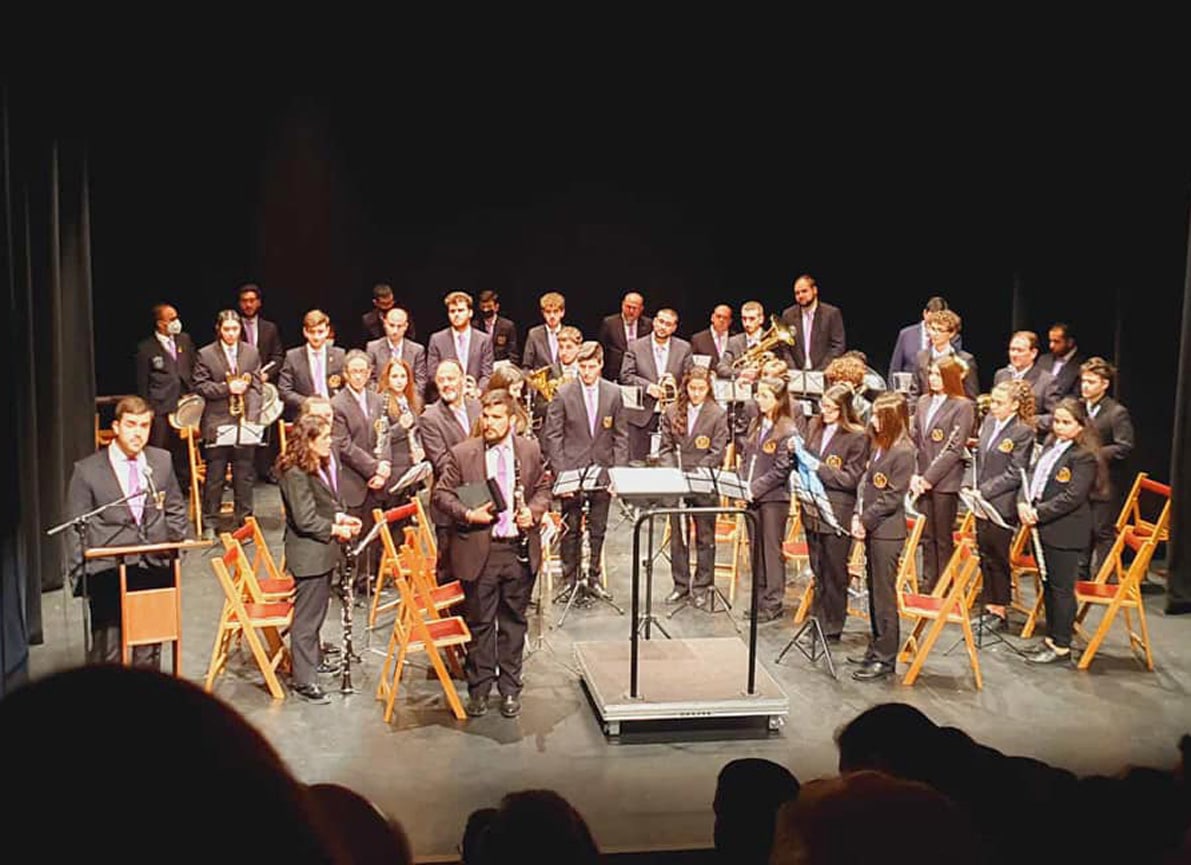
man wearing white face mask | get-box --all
[136,303,196,486]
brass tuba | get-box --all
[731,315,796,370]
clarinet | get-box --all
[1019,467,1049,583]
[337,536,359,693]
[513,458,531,568]
[375,394,392,464]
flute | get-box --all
[1019,467,1049,583]
[909,424,963,508]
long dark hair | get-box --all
[1048,397,1108,497]
[869,391,910,452]
[275,415,329,476]
[817,382,864,434]
[378,358,423,419]
[748,376,793,437]
[670,367,713,437]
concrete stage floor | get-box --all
[30,484,1191,860]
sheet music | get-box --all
[552,467,605,496]
[215,422,264,447]
[389,461,432,494]
[606,467,690,498]
[959,487,1010,529]
[619,385,643,410]
[691,353,712,369]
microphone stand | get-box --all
[46,486,155,659]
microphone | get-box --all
[142,464,164,511]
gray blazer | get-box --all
[426,327,494,394]
[278,345,347,417]
[192,341,263,441]
[522,324,560,372]
[331,387,387,509]
[419,398,483,526]
[618,335,693,428]
[542,379,629,473]
[278,463,345,577]
[366,337,428,399]
[65,445,190,593]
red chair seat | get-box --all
[1012,554,1037,569]
[782,541,809,557]
[259,578,295,594]
[902,594,946,613]
[241,601,293,621]
[1076,581,1120,600]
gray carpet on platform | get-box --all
[29,483,1191,861]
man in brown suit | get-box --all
[433,390,553,720]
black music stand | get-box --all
[774,488,839,678]
[552,465,624,628]
[666,467,745,626]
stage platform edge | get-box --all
[574,636,789,739]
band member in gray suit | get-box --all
[366,306,427,398]
[193,310,262,537]
[477,290,521,367]
[520,291,566,373]
[716,301,767,381]
[597,292,652,382]
[237,284,285,483]
[796,383,869,640]
[542,342,629,597]
[278,309,347,419]
[887,296,960,384]
[277,415,362,703]
[331,350,391,589]
[620,308,693,462]
[1018,397,1102,665]
[741,377,799,623]
[689,305,734,370]
[780,274,846,372]
[419,359,483,583]
[909,309,979,401]
[1079,357,1134,579]
[426,291,494,403]
[992,330,1051,406]
[433,389,554,719]
[970,380,1036,631]
[849,392,915,681]
[909,356,976,593]
[657,368,729,608]
[135,302,195,482]
[66,396,190,666]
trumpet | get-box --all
[657,372,679,412]
[731,315,796,370]
[226,372,252,417]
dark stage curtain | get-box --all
[0,84,97,695]
[1166,208,1191,615]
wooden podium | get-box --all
[84,540,210,672]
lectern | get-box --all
[84,540,209,671]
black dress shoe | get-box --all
[292,683,331,704]
[852,660,895,681]
[321,643,341,657]
[499,694,522,718]
[824,633,842,643]
[1025,645,1073,665]
[665,589,689,603]
[316,660,341,675]
[465,694,489,718]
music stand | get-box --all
[552,465,624,628]
[665,467,745,624]
[774,485,839,678]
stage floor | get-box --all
[30,484,1191,860]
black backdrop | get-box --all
[4,68,1191,681]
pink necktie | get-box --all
[167,338,177,360]
[313,353,328,397]
[128,458,143,523]
[456,333,466,362]
[494,446,513,537]
[586,387,598,436]
[247,319,256,346]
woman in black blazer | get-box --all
[971,380,1037,630]
[377,358,426,500]
[1017,397,1103,665]
[850,392,916,681]
[795,382,869,640]
[909,355,976,592]
[742,377,799,622]
[276,415,362,703]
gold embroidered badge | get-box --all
[328,374,342,390]
[826,454,843,469]
[931,428,944,443]
[762,440,777,455]
[694,435,711,450]
[1056,466,1071,484]
[873,472,888,489]
[602,416,613,429]
[998,438,1014,454]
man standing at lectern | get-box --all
[65,396,190,667]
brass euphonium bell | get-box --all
[526,365,566,402]
[731,315,796,370]
[657,372,679,412]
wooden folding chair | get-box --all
[1073,485,1170,671]
[368,504,462,627]
[204,548,293,700]
[181,426,206,536]
[897,538,983,688]
[220,526,294,602]
[1114,473,1172,545]
[1006,523,1042,630]
[375,526,471,722]
[952,509,976,544]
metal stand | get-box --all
[666,504,737,628]
[775,614,837,678]
[553,493,624,629]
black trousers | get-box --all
[462,543,535,698]
[203,444,254,527]
[669,495,716,593]
[806,530,852,636]
[435,525,454,585]
[976,520,1014,607]
[560,491,611,586]
[86,566,172,668]
[628,415,660,462]
[291,571,332,687]
[150,414,190,489]
[919,490,958,593]
[346,492,381,591]
[1041,545,1079,649]
[253,425,279,483]
[865,536,903,663]
[746,501,788,615]
[1081,499,1117,580]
